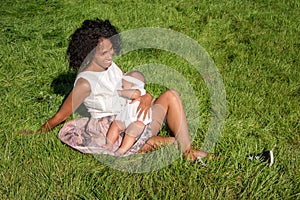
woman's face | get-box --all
[94,38,114,69]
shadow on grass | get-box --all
[51,70,77,96]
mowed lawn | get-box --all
[0,0,299,199]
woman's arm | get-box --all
[37,78,91,133]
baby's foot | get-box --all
[114,148,127,157]
[101,144,113,151]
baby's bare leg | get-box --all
[103,120,125,151]
[115,134,136,156]
[115,121,145,156]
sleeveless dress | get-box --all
[58,62,153,155]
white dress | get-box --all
[74,61,126,118]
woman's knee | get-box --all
[165,89,182,105]
[161,89,180,101]
[166,89,179,96]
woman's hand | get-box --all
[19,120,53,135]
[36,121,53,133]
[133,92,152,120]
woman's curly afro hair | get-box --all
[66,19,121,71]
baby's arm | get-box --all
[118,89,141,100]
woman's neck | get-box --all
[84,61,108,72]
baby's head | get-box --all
[122,71,145,89]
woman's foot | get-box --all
[183,148,213,161]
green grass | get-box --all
[1,0,299,199]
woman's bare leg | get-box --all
[138,136,175,153]
[150,89,208,159]
[152,90,190,151]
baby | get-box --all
[104,71,152,156]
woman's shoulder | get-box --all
[74,77,91,90]
[74,71,98,88]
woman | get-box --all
[38,19,208,160]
